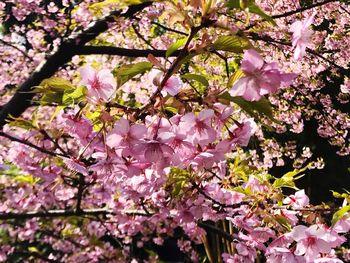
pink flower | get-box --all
[179,109,217,147]
[162,75,183,96]
[106,118,146,156]
[283,189,310,208]
[134,135,175,163]
[288,225,334,262]
[230,118,257,147]
[290,13,315,60]
[79,65,116,104]
[229,49,297,101]
[266,247,305,263]
[333,213,350,233]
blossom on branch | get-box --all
[229,49,297,101]
[290,13,315,60]
[79,65,116,104]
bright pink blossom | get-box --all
[290,13,315,60]
[79,65,116,104]
[229,49,297,101]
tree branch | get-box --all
[249,33,350,76]
[77,46,180,57]
[0,39,33,61]
[271,0,338,19]
[0,208,149,220]
[0,131,68,158]
[0,2,152,128]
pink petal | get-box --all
[241,49,264,73]
[198,109,214,121]
[130,124,147,139]
[79,65,95,85]
[229,77,249,97]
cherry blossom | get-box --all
[229,49,297,101]
[290,13,316,60]
[79,65,116,104]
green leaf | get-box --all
[34,77,77,106]
[38,77,75,93]
[331,205,350,226]
[212,35,251,53]
[226,0,240,9]
[274,215,292,231]
[273,166,308,189]
[181,73,209,87]
[226,0,276,25]
[247,3,276,25]
[220,92,279,124]
[7,116,37,130]
[62,86,86,105]
[50,106,66,122]
[14,175,39,185]
[40,92,64,105]
[166,38,187,57]
[227,69,245,88]
[115,62,152,87]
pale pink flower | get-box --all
[79,65,116,104]
[106,118,146,156]
[283,189,310,208]
[134,135,175,163]
[230,118,257,147]
[162,75,183,96]
[229,49,297,101]
[179,109,217,146]
[289,225,334,262]
[290,13,315,60]
[333,213,350,233]
[266,247,305,263]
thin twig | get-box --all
[0,131,68,158]
[0,39,33,61]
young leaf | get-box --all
[62,86,86,105]
[226,0,240,9]
[166,38,187,57]
[331,205,350,226]
[181,73,209,87]
[212,36,251,53]
[115,62,152,87]
[7,116,37,130]
[227,69,245,88]
[247,3,276,25]
[39,77,75,93]
[220,92,279,124]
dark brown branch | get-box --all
[0,2,151,128]
[132,23,156,49]
[249,33,350,76]
[245,0,338,30]
[0,209,112,220]
[77,46,180,57]
[39,129,68,156]
[75,173,86,212]
[0,39,33,61]
[271,0,338,19]
[0,208,149,220]
[0,131,68,158]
